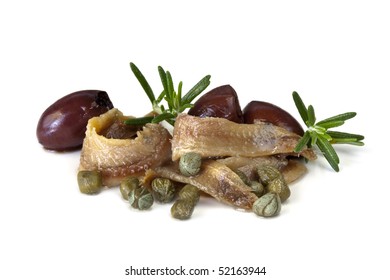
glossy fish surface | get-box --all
[171,114,316,161]
[154,159,259,210]
[79,109,172,186]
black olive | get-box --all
[36,90,114,151]
[188,85,244,123]
[243,101,304,136]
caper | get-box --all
[151,178,176,203]
[266,177,290,202]
[234,169,251,186]
[77,170,102,194]
[252,192,282,217]
[178,184,200,204]
[120,177,140,200]
[234,170,264,197]
[171,199,197,220]
[128,187,154,210]
[171,185,199,220]
[250,181,264,197]
[257,165,282,186]
[179,152,202,177]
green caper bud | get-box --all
[128,187,154,210]
[178,184,200,204]
[257,165,282,186]
[151,178,176,203]
[120,177,140,200]
[171,199,196,220]
[266,177,290,202]
[179,152,202,176]
[252,192,281,217]
[77,170,102,194]
[250,181,264,197]
[234,169,251,186]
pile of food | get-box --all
[36,63,364,219]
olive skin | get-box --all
[188,85,244,123]
[37,90,114,151]
[243,101,304,136]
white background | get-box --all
[1,1,388,279]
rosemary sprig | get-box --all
[125,63,211,126]
[292,91,364,172]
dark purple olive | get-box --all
[188,85,244,123]
[243,101,304,136]
[37,90,114,151]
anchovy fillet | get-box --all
[171,114,316,161]
[154,160,260,210]
[79,109,172,186]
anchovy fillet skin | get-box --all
[216,156,306,184]
[218,156,294,183]
[171,114,316,161]
[79,108,172,186]
[216,155,288,174]
[280,159,308,184]
[154,160,260,210]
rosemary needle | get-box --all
[292,91,364,172]
[126,63,211,126]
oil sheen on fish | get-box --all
[171,114,316,161]
[154,160,259,210]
